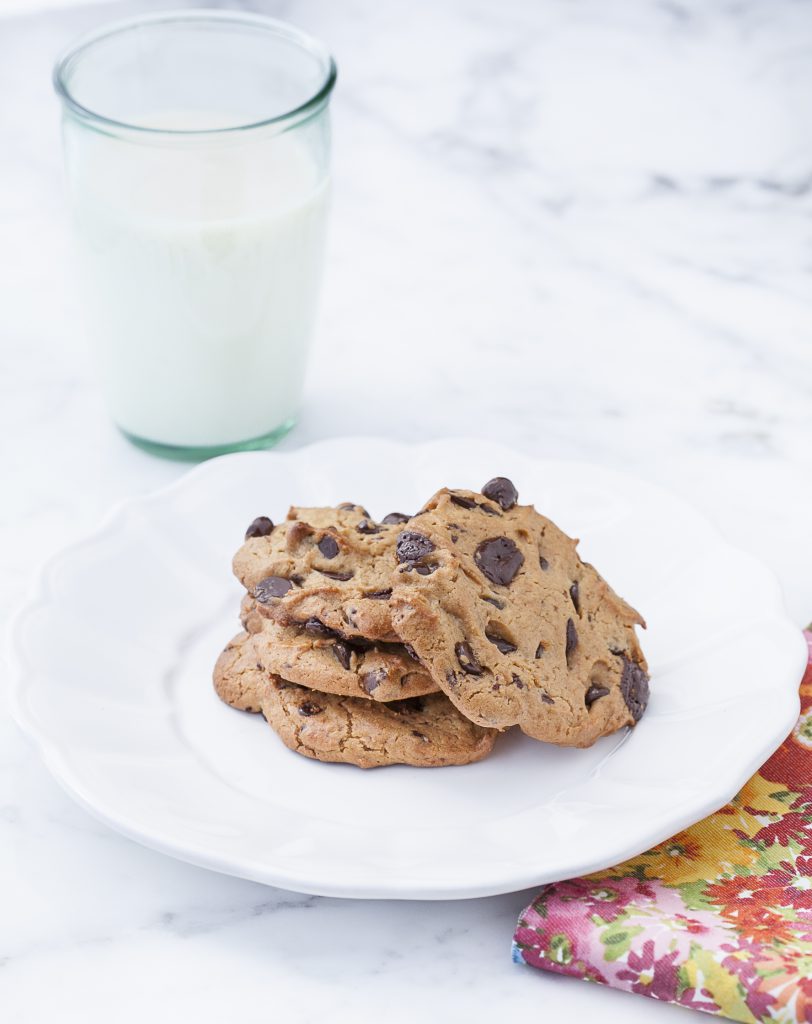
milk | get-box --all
[65,121,329,449]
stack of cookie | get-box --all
[214,478,650,768]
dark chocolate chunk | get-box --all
[255,575,293,602]
[539,555,550,571]
[411,730,428,741]
[414,563,438,576]
[356,518,380,535]
[485,631,517,654]
[450,493,477,509]
[303,617,336,639]
[481,477,518,511]
[365,588,393,600]
[619,657,649,722]
[244,516,274,539]
[362,668,387,693]
[541,691,555,705]
[396,530,435,563]
[298,701,322,717]
[382,512,410,525]
[474,537,524,586]
[511,673,525,689]
[403,643,420,662]
[570,581,581,614]
[534,642,545,659]
[317,570,354,581]
[585,684,610,707]
[482,596,505,609]
[290,574,305,585]
[479,502,501,516]
[455,641,483,675]
[338,503,369,516]
[317,535,340,559]
[332,641,353,670]
[565,619,578,663]
[445,669,458,689]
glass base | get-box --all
[120,418,296,462]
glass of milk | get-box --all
[54,11,336,459]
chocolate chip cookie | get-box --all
[233,504,410,642]
[389,479,649,747]
[213,631,266,712]
[259,680,499,768]
[224,608,438,702]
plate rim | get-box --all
[5,437,807,899]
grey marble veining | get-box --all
[1,0,811,1020]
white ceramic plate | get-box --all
[7,438,805,899]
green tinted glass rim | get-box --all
[53,9,337,136]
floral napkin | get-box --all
[513,631,812,1024]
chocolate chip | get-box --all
[362,669,387,693]
[451,534,459,543]
[332,641,353,670]
[482,596,505,609]
[485,631,517,654]
[479,502,501,516]
[338,503,369,516]
[565,619,578,663]
[585,684,609,707]
[411,730,428,741]
[365,588,392,600]
[396,531,435,563]
[244,516,274,539]
[318,535,340,558]
[450,493,477,509]
[445,669,458,689]
[482,477,518,510]
[511,673,525,689]
[414,563,438,575]
[474,537,524,586]
[491,683,501,692]
[403,643,420,662]
[539,555,549,571]
[535,642,545,659]
[298,701,322,717]
[289,574,305,585]
[255,576,293,602]
[356,518,380,535]
[620,657,649,722]
[382,512,410,525]
[303,617,336,639]
[541,691,554,705]
[455,641,483,675]
[317,570,354,581]
[570,581,581,614]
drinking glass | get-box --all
[54,11,336,459]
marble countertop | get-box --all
[2,0,811,1020]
